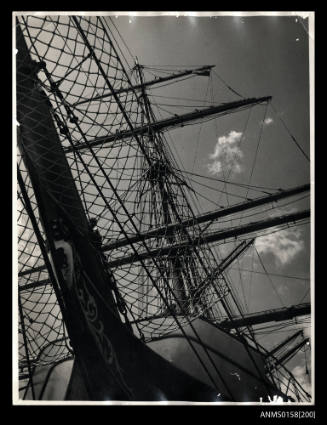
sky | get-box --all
[112,13,312,396]
[112,14,311,301]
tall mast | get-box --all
[135,62,196,312]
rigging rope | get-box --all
[270,102,310,163]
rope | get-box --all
[271,102,310,162]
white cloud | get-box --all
[208,130,244,175]
[255,227,304,266]
[279,362,311,399]
[292,364,311,395]
[254,203,305,265]
[263,117,274,125]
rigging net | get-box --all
[16,15,238,388]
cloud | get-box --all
[263,117,274,126]
[254,203,305,265]
[292,364,311,395]
[255,227,304,266]
[279,362,311,399]
[208,130,244,175]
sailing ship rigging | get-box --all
[15,14,311,402]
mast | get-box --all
[219,304,310,329]
[135,62,194,311]
[265,330,304,358]
[65,96,272,153]
[105,209,310,268]
[267,338,310,372]
[18,186,310,290]
[100,183,310,252]
[73,65,215,106]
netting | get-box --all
[17,15,237,388]
[17,153,72,384]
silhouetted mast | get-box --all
[65,97,271,153]
[219,304,310,329]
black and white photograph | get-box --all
[14,11,314,406]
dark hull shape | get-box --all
[25,316,288,402]
[62,317,225,402]
[148,318,288,402]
